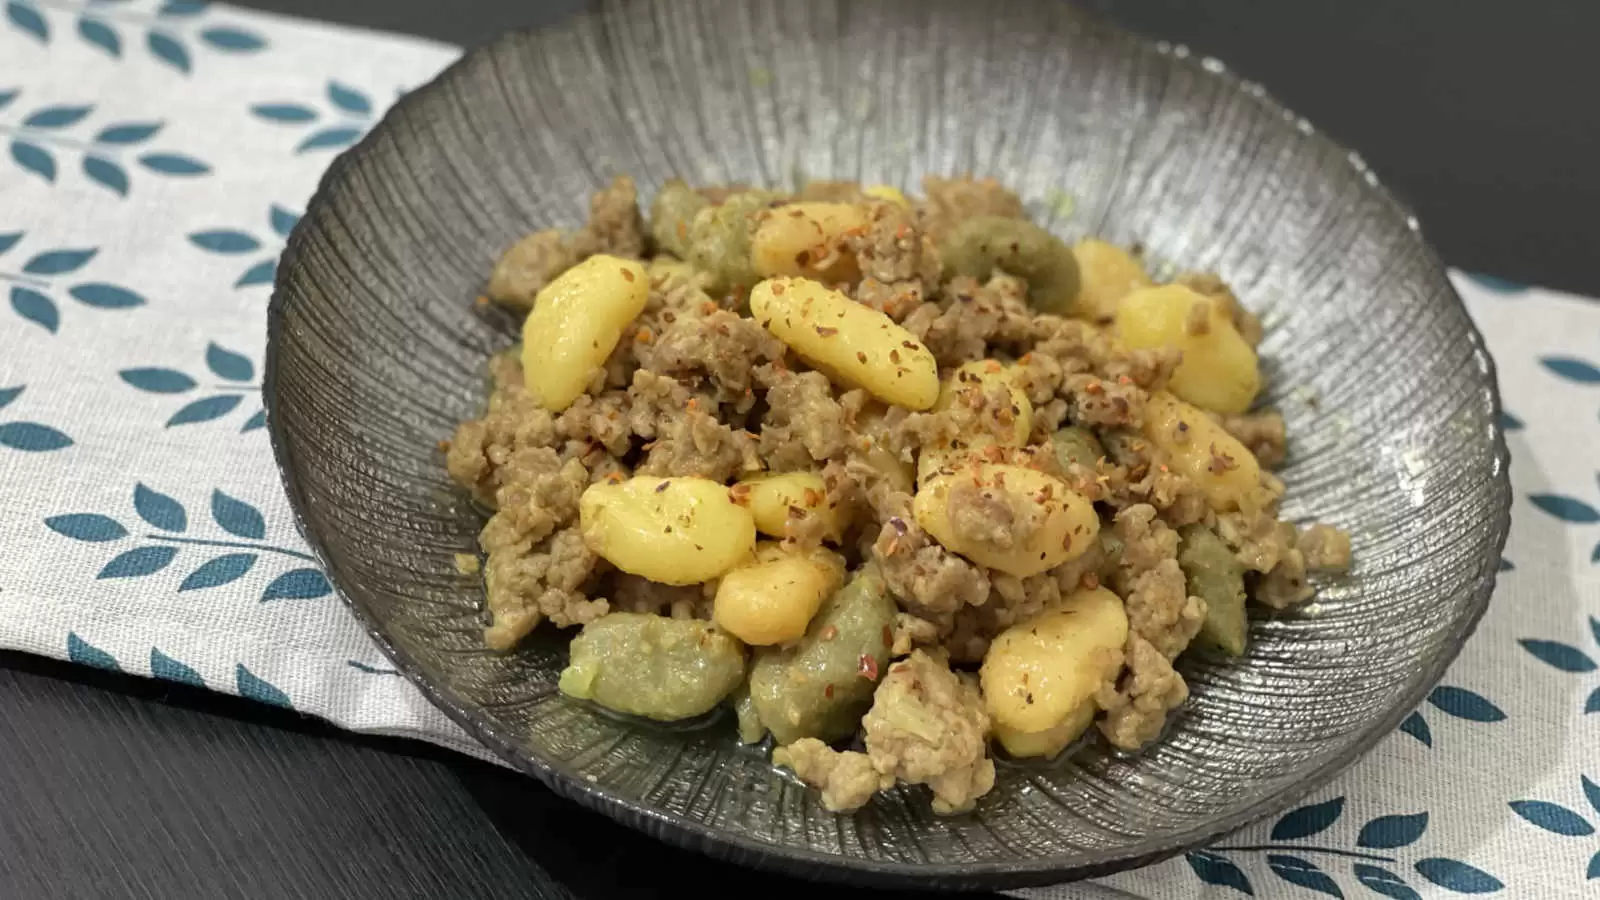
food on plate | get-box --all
[444,173,1351,814]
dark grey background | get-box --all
[2,2,1594,899]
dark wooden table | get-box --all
[4,2,1596,898]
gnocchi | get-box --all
[914,462,1099,578]
[1141,391,1262,512]
[750,276,940,410]
[919,360,1035,485]
[1071,238,1153,323]
[521,253,649,412]
[737,471,849,542]
[559,613,746,721]
[713,543,844,645]
[578,476,755,585]
[862,184,911,208]
[1116,283,1261,414]
[752,202,868,281]
[942,215,1081,316]
[980,586,1129,758]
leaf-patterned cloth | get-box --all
[0,4,1597,897]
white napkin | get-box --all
[2,4,1595,896]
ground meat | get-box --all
[1216,507,1297,574]
[1256,546,1312,609]
[902,275,1035,367]
[758,369,851,469]
[862,650,996,815]
[635,308,783,407]
[609,573,705,619]
[482,526,605,650]
[848,201,943,286]
[1111,505,1205,659]
[1300,523,1352,571]
[1176,271,1263,347]
[773,740,891,813]
[917,174,1025,243]
[871,514,991,618]
[1096,634,1189,750]
[569,175,646,260]
[853,277,928,322]
[1219,411,1288,468]
[486,230,579,310]
[891,613,941,656]
[637,409,756,482]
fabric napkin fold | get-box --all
[1,4,1596,897]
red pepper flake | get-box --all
[655,480,670,493]
[676,221,689,241]
[889,349,901,364]
[474,295,489,307]
[728,483,753,505]
[881,624,894,648]
[802,487,823,506]
[858,654,879,680]
[901,340,918,350]
[1061,532,1073,552]
[1081,572,1100,590]
[620,268,636,283]
[772,281,787,295]
[1116,374,1132,386]
[1084,380,1104,395]
[634,327,654,344]
[824,683,835,699]
[815,325,839,337]
[855,351,868,364]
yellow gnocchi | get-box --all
[578,476,755,585]
[521,254,649,412]
[981,586,1129,759]
[737,471,848,542]
[751,202,867,281]
[913,463,1099,578]
[919,360,1035,485]
[1141,391,1262,512]
[1116,283,1260,414]
[1071,238,1153,324]
[750,276,940,410]
[714,542,845,645]
[862,184,910,208]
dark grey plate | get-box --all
[263,0,1510,889]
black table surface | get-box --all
[3,2,1596,899]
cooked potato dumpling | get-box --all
[521,254,649,412]
[752,202,867,281]
[751,276,940,410]
[579,476,755,585]
[980,586,1129,758]
[1071,238,1153,323]
[737,471,848,542]
[1141,391,1262,512]
[1116,283,1260,414]
[559,613,746,721]
[714,543,844,645]
[914,463,1099,578]
[919,360,1035,485]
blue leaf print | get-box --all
[0,422,72,451]
[1270,796,1344,841]
[236,664,291,708]
[1353,865,1422,900]
[1265,855,1341,898]
[138,153,208,175]
[95,122,161,144]
[1186,852,1253,896]
[133,483,186,532]
[1465,273,1527,294]
[1589,616,1600,647]
[77,17,119,56]
[98,545,178,579]
[69,283,144,309]
[10,286,58,332]
[1427,686,1506,722]
[67,633,121,672]
[269,205,300,238]
[211,489,265,539]
[1529,493,1600,523]
[1589,850,1600,881]
[10,140,55,181]
[199,27,264,51]
[1497,411,1523,431]
[1508,800,1594,836]
[251,103,317,123]
[205,343,254,382]
[178,552,256,591]
[23,247,95,275]
[45,513,127,542]
[166,394,241,426]
[234,259,275,287]
[6,1,47,43]
[295,127,363,153]
[157,1,207,16]
[82,156,128,196]
[189,230,261,254]
[241,409,266,432]
[327,81,372,115]
[1588,776,1600,816]
[1498,556,1514,572]
[1587,687,1600,715]
[0,232,20,255]
[146,30,190,73]
[24,105,92,129]
[1593,541,1600,564]
[119,367,196,394]
[0,89,14,111]
[0,385,19,409]
[1357,812,1429,849]
[1542,357,1600,384]
[262,568,331,602]
[1414,858,1503,894]
[1519,639,1597,673]
[150,647,204,687]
